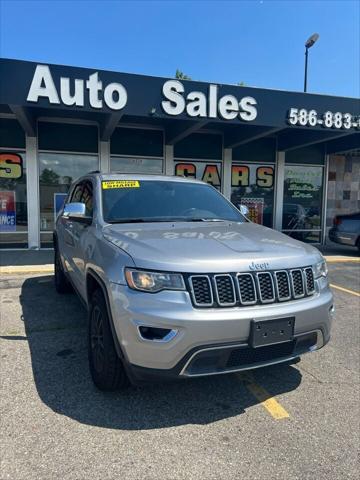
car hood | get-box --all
[103,221,322,273]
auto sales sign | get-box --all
[26,64,258,122]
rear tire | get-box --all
[88,289,129,391]
[54,245,72,294]
[356,237,360,252]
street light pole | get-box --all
[304,47,309,92]
[303,33,319,93]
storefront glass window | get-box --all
[230,163,275,227]
[282,165,323,243]
[110,156,163,174]
[39,152,98,246]
[174,161,222,190]
[0,151,27,248]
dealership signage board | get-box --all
[26,65,257,122]
[1,59,359,130]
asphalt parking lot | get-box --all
[1,262,359,480]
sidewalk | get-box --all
[0,250,54,274]
[0,241,358,275]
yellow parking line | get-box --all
[237,372,290,420]
[330,283,360,297]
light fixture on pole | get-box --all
[304,33,319,93]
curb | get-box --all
[324,256,359,263]
[0,265,54,275]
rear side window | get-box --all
[70,183,84,203]
[82,181,93,217]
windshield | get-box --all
[102,180,246,224]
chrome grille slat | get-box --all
[304,267,315,295]
[274,270,291,301]
[189,275,213,307]
[290,269,305,298]
[214,274,236,306]
[236,273,257,305]
[256,272,275,303]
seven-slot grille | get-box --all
[188,267,315,308]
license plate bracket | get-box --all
[250,317,295,348]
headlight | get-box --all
[125,268,185,293]
[313,259,328,279]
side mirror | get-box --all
[239,204,249,217]
[63,202,91,224]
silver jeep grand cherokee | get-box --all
[54,173,334,391]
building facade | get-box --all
[0,58,359,249]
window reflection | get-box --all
[230,163,275,227]
[282,165,323,242]
[39,153,98,233]
[110,157,163,174]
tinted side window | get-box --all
[81,181,93,217]
[70,183,84,203]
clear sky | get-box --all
[0,0,359,98]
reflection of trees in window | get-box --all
[39,169,60,185]
[63,176,73,186]
[39,169,73,186]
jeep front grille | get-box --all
[187,267,315,308]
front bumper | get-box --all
[108,279,333,378]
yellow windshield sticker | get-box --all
[102,180,140,189]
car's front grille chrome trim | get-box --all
[213,274,237,306]
[274,270,292,301]
[255,272,275,304]
[187,267,315,308]
[304,267,316,295]
[236,273,257,305]
[290,269,305,298]
[189,275,213,307]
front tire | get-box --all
[88,289,129,391]
[54,245,72,294]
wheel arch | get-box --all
[86,269,124,360]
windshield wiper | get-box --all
[189,218,228,222]
[108,217,232,224]
[108,217,184,224]
[108,218,147,224]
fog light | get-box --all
[138,326,178,342]
[329,305,335,320]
